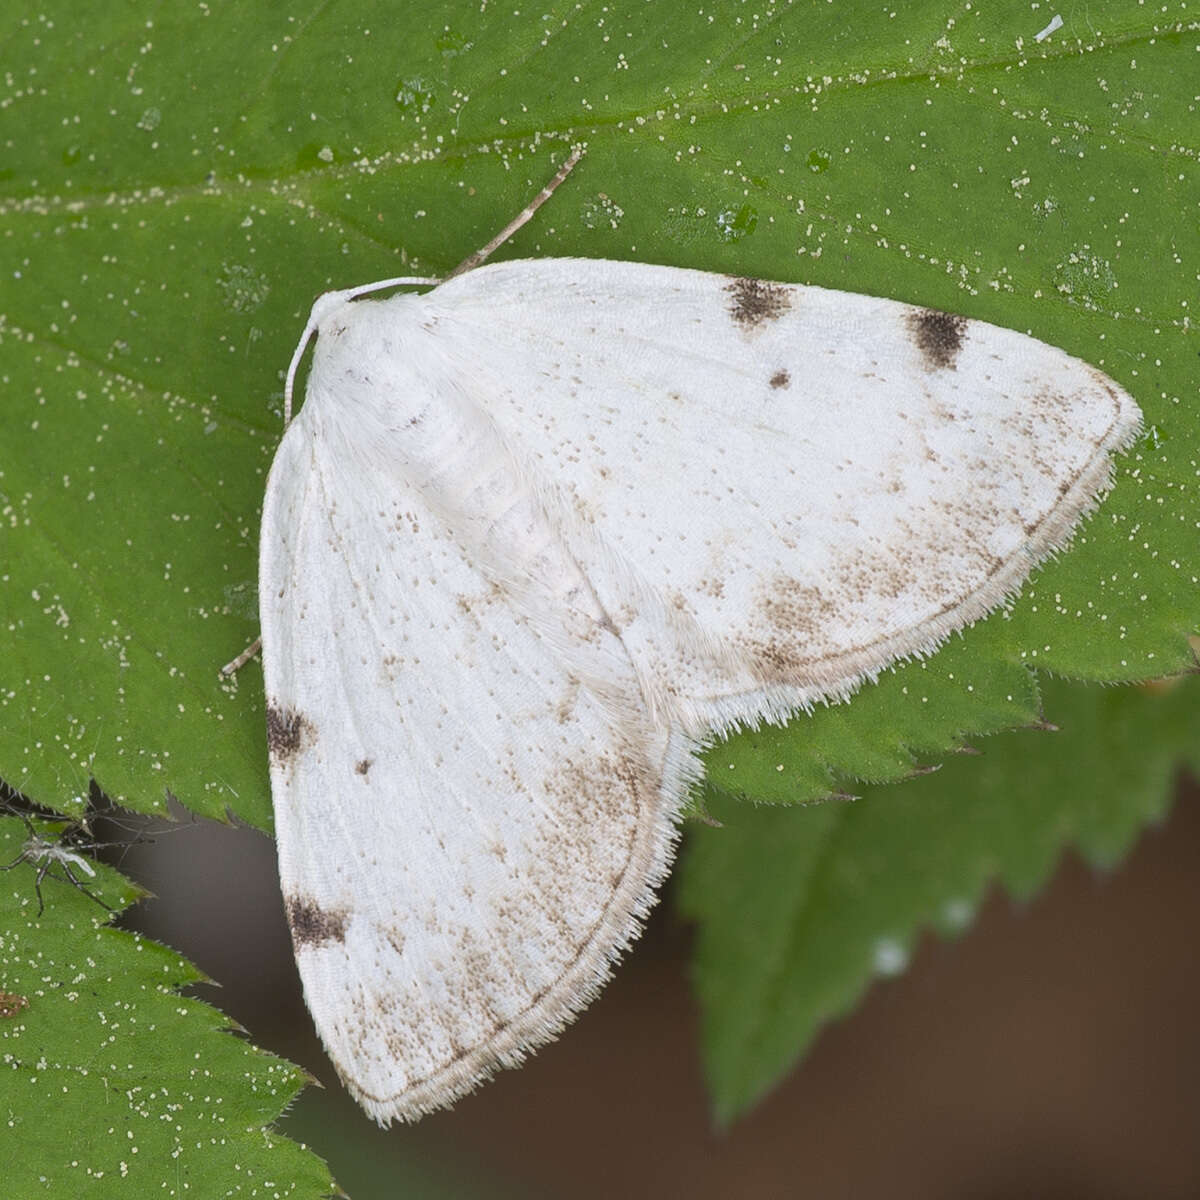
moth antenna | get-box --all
[282,147,583,424]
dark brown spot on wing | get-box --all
[286,895,349,948]
[725,276,792,328]
[769,369,791,389]
[354,758,372,777]
[906,307,968,371]
[266,703,315,765]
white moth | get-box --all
[256,161,1140,1124]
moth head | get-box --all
[284,274,441,426]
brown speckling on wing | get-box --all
[769,369,791,390]
[540,748,645,832]
[286,894,350,948]
[0,990,29,1019]
[906,308,969,371]
[266,703,316,765]
[739,575,838,679]
[554,675,582,724]
[725,276,792,328]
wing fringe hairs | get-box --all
[258,198,1140,1126]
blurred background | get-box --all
[112,772,1200,1199]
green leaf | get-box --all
[680,673,1200,1125]
[3,0,1195,824]
[0,811,336,1197]
[2,0,1196,1174]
